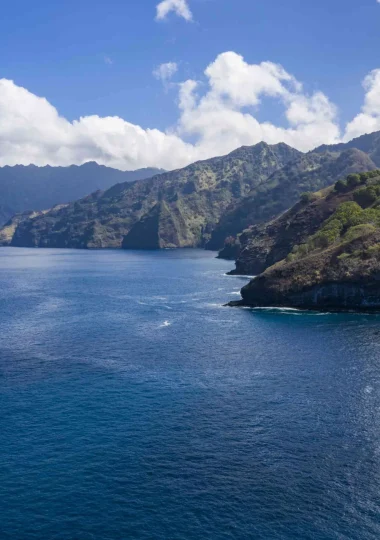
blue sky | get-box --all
[1,0,380,170]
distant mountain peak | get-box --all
[313,130,380,166]
[0,164,164,226]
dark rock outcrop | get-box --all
[236,232,380,311]
[122,201,189,249]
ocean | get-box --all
[1,248,380,539]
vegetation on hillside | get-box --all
[6,143,301,249]
[208,148,376,250]
[287,171,380,262]
[235,170,380,311]
[3,130,380,253]
[314,130,380,167]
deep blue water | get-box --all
[1,248,380,540]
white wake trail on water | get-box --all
[159,320,172,328]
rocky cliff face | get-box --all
[228,183,365,276]
[233,172,380,311]
[9,142,301,249]
[0,211,45,246]
[122,201,190,249]
[208,149,376,251]
[237,232,380,311]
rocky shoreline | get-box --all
[228,228,380,312]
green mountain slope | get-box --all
[207,148,376,251]
[314,130,380,166]
[228,166,380,276]
[233,170,380,311]
[9,142,301,249]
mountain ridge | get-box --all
[3,130,380,252]
[8,142,301,249]
[313,131,380,166]
[207,148,376,251]
[0,163,164,226]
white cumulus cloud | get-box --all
[0,78,195,170]
[156,0,193,21]
[153,62,178,83]
[0,52,379,171]
[344,69,380,141]
[177,52,340,157]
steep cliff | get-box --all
[122,201,190,249]
[229,169,379,275]
[0,211,45,246]
[237,232,380,311]
[208,149,376,251]
[233,171,380,311]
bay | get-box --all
[1,248,380,539]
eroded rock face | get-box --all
[237,232,380,311]
[229,186,361,275]
[286,282,380,311]
[209,148,377,252]
[122,201,189,249]
[0,211,44,246]
[239,280,380,311]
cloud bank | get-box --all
[0,52,379,170]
